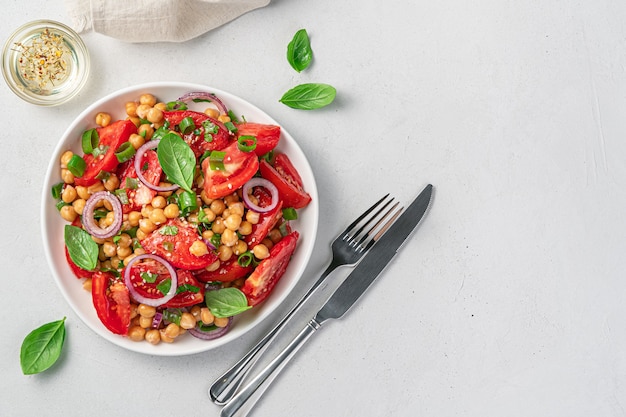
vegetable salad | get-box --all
[52,91,312,345]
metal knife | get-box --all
[220,184,433,417]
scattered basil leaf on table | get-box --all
[280,83,337,110]
[287,29,313,72]
[64,225,98,270]
[20,317,66,375]
[157,132,196,193]
[205,288,251,318]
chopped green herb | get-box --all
[159,225,179,236]
[67,154,86,177]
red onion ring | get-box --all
[187,317,233,340]
[82,191,123,239]
[123,254,178,307]
[134,140,179,192]
[177,91,228,115]
[242,177,279,213]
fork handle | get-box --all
[220,318,322,417]
[209,263,336,405]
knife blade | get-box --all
[314,183,433,323]
[221,184,433,417]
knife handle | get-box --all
[220,318,322,417]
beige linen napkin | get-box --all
[64,0,271,42]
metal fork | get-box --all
[209,194,399,405]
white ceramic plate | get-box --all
[41,82,319,356]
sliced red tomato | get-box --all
[74,119,137,187]
[201,141,259,199]
[195,258,253,283]
[242,231,299,306]
[125,261,204,307]
[244,200,283,248]
[259,153,311,209]
[141,218,219,270]
[235,123,280,157]
[117,149,162,213]
[91,271,131,335]
[163,110,230,157]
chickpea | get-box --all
[128,326,146,342]
[60,150,73,167]
[135,103,152,119]
[82,278,92,292]
[75,185,90,200]
[246,210,260,225]
[229,202,245,217]
[201,207,216,222]
[268,229,283,244]
[221,229,238,247]
[135,229,148,240]
[61,185,77,203]
[163,203,180,219]
[180,312,197,330]
[87,182,105,194]
[145,329,161,344]
[189,240,209,257]
[154,102,167,111]
[61,168,75,184]
[103,174,120,192]
[204,107,219,119]
[72,198,86,215]
[96,112,112,127]
[125,101,138,117]
[205,259,220,272]
[137,123,154,140]
[212,217,226,234]
[238,221,252,236]
[233,240,248,256]
[128,133,145,150]
[200,189,213,205]
[200,308,214,325]
[149,208,167,225]
[139,93,157,107]
[224,214,242,231]
[261,238,274,250]
[224,193,239,206]
[138,303,156,318]
[210,199,226,216]
[116,245,132,259]
[139,315,153,329]
[150,195,166,209]
[252,244,270,260]
[59,205,78,222]
[159,330,175,343]
[217,114,231,124]
[102,241,117,258]
[214,316,230,328]
[146,107,164,124]
[190,305,202,320]
[128,116,141,127]
[164,323,181,339]
[139,218,157,234]
[117,234,132,248]
[141,205,154,218]
[123,253,138,266]
[218,245,233,262]
[128,211,142,227]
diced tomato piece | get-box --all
[242,231,299,306]
[259,153,311,209]
[74,119,137,186]
[163,110,230,156]
[195,258,253,283]
[235,123,280,157]
[244,200,283,248]
[64,246,93,279]
[116,149,162,213]
[202,141,259,199]
[164,270,204,308]
[140,218,219,270]
[91,271,131,335]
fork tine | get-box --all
[346,198,395,243]
[340,193,390,240]
[354,201,402,250]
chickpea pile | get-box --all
[57,93,285,345]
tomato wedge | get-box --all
[202,141,259,199]
[242,231,299,306]
[65,246,93,279]
[91,271,131,335]
[163,110,230,157]
[74,119,137,187]
[141,218,219,270]
[125,261,204,307]
[259,153,311,209]
[235,123,280,157]
[244,200,283,248]
[117,149,162,213]
[195,258,253,283]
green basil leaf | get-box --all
[157,132,195,193]
[157,278,172,296]
[20,318,66,375]
[287,29,313,72]
[205,288,252,318]
[64,225,98,271]
[279,83,336,110]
